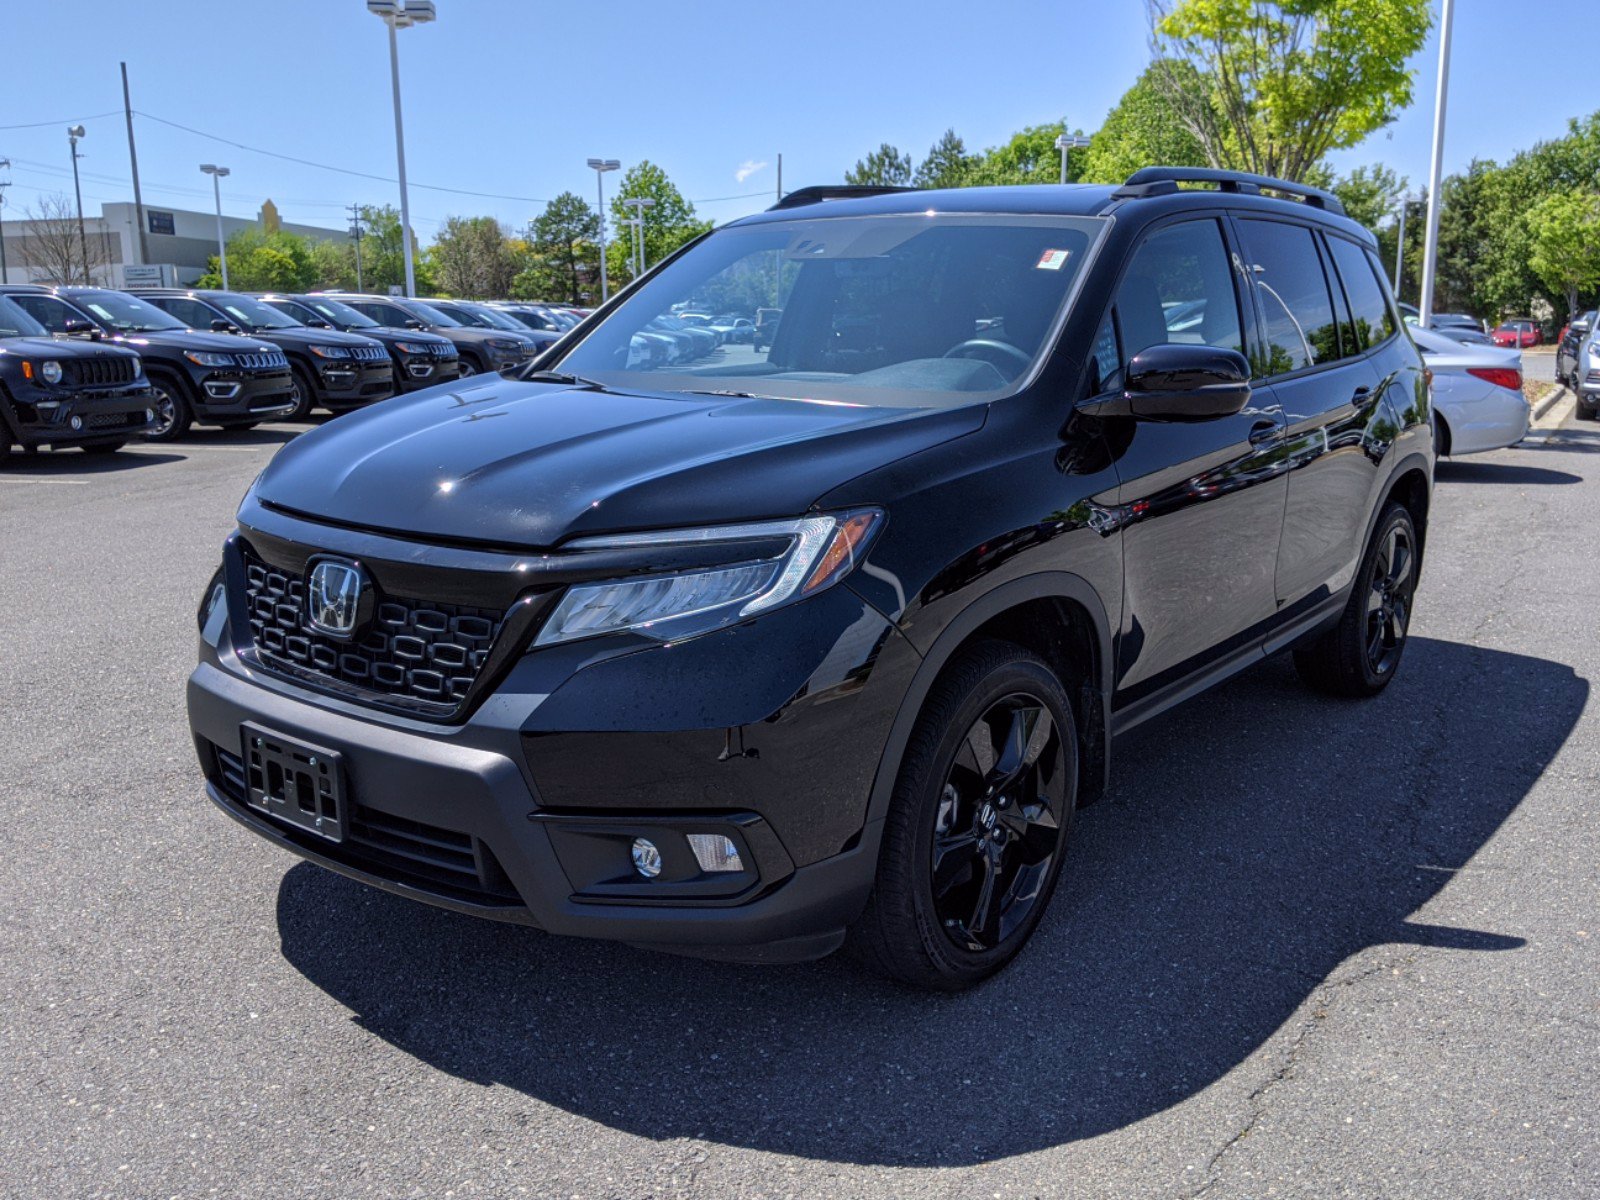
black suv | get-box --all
[188,170,1433,989]
[134,289,394,419]
[256,293,461,393]
[1,293,155,460]
[322,293,538,378]
[1,285,295,441]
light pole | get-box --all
[200,164,231,288]
[1393,193,1413,303]
[0,161,11,286]
[623,196,655,276]
[587,158,620,301]
[368,0,436,297]
[1418,0,1455,329]
[67,125,89,283]
[1055,133,1092,185]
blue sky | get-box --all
[1,0,1590,238]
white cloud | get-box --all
[735,159,768,184]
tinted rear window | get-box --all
[1241,220,1340,376]
[1326,237,1396,353]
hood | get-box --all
[108,329,277,354]
[254,327,384,352]
[357,327,454,349]
[1,336,139,360]
[432,325,522,346]
[253,376,985,547]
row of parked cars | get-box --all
[0,285,598,457]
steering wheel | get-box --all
[943,338,1032,378]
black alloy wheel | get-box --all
[456,357,479,379]
[144,374,192,442]
[285,367,317,421]
[1364,521,1415,679]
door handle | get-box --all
[1248,420,1280,445]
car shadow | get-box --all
[275,636,1582,1167]
[191,425,307,446]
[0,448,185,474]
[1436,461,1582,485]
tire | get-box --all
[0,426,12,465]
[849,641,1078,990]
[1432,413,1451,459]
[80,441,127,455]
[285,367,318,420]
[456,357,480,379]
[1576,398,1595,421]
[1294,502,1418,698]
[144,372,194,442]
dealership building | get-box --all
[0,200,350,288]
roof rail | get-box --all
[1112,167,1346,216]
[768,185,918,211]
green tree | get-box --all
[1080,63,1210,184]
[357,204,434,295]
[1527,190,1600,322]
[527,191,600,303]
[845,143,913,187]
[913,129,973,189]
[1148,0,1432,181]
[965,122,1084,186]
[308,238,360,291]
[608,161,712,285]
[195,228,317,291]
[430,214,520,298]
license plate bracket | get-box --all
[240,722,346,843]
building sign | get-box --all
[122,264,166,287]
[147,210,175,236]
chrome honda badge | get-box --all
[305,558,365,639]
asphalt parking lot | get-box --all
[2,401,1596,1199]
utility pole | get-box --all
[120,62,149,269]
[348,202,365,291]
[0,163,10,286]
[67,125,89,284]
[1418,0,1455,329]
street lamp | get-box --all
[0,160,11,286]
[622,196,655,276]
[1393,192,1415,304]
[367,0,436,297]
[67,125,89,283]
[587,158,621,301]
[200,164,231,289]
[1418,0,1455,328]
[1054,133,1092,185]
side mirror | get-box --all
[62,317,97,338]
[405,319,425,330]
[210,318,236,334]
[305,318,331,329]
[1079,344,1252,421]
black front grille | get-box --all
[65,356,137,387]
[424,342,457,358]
[241,550,508,713]
[85,410,145,430]
[211,745,521,906]
[237,350,289,370]
[351,344,389,362]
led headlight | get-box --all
[487,338,524,354]
[40,360,64,384]
[534,511,883,648]
[309,344,351,359]
[395,341,433,353]
[185,350,235,367]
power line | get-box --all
[0,110,124,131]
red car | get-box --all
[1492,319,1543,348]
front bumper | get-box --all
[395,352,461,392]
[312,360,396,410]
[189,368,296,422]
[4,382,156,447]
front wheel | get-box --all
[285,368,317,420]
[456,357,479,379]
[144,374,193,442]
[849,641,1077,990]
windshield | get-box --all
[73,290,186,332]
[0,295,49,338]
[304,296,379,328]
[405,300,460,327]
[214,294,302,329]
[555,212,1104,407]
[464,303,530,332]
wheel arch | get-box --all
[1379,453,1432,566]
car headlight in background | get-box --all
[533,510,883,648]
[309,344,351,359]
[185,351,235,367]
[394,341,433,354]
[487,338,523,355]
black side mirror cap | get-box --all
[1078,344,1252,421]
[405,319,425,330]
[62,318,99,338]
[209,319,238,334]
[306,318,331,329]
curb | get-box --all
[1533,384,1570,421]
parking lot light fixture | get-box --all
[1054,133,1093,185]
[587,158,621,301]
[67,125,89,283]
[367,0,436,298]
[623,196,656,276]
[199,164,231,289]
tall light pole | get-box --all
[1393,193,1413,303]
[1417,0,1455,329]
[587,158,620,301]
[0,161,11,286]
[368,0,436,297]
[1055,133,1092,185]
[67,125,89,283]
[623,196,655,276]
[200,164,231,288]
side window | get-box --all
[153,297,218,329]
[1241,220,1341,376]
[1326,236,1397,352]
[1112,220,1242,365]
[352,301,406,326]
[1088,312,1120,394]
[10,295,75,333]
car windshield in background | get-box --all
[215,295,301,330]
[305,297,379,328]
[0,295,50,338]
[406,300,459,327]
[555,212,1104,408]
[465,304,530,332]
[74,290,187,333]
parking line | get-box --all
[0,476,89,486]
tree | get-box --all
[608,161,712,285]
[357,204,434,295]
[195,227,317,291]
[1527,191,1600,322]
[309,238,360,291]
[430,215,520,298]
[1080,63,1210,184]
[913,130,973,189]
[527,191,599,303]
[1148,0,1432,181]
[845,144,913,187]
[18,194,110,285]
[965,122,1084,187]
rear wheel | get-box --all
[285,367,317,420]
[1294,503,1418,697]
[849,641,1077,990]
[144,372,194,442]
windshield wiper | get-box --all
[523,369,603,388]
[678,388,769,399]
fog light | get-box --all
[687,833,743,873]
[69,414,83,430]
[630,837,662,879]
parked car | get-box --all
[1431,313,1484,332]
[1491,319,1542,348]
[1432,325,1497,348]
[134,289,393,419]
[1575,326,1600,420]
[422,300,556,358]
[1,284,294,441]
[1409,325,1528,455]
[489,302,568,335]
[1556,311,1595,388]
[188,170,1432,989]
[752,306,782,351]
[707,314,755,344]
[0,293,155,460]
[321,293,535,378]
[257,293,460,393]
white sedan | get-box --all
[1411,325,1529,456]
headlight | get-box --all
[185,351,235,367]
[197,566,226,641]
[395,341,432,353]
[487,338,523,354]
[310,344,351,359]
[40,360,64,384]
[534,511,883,648]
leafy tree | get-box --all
[1148,0,1432,181]
[1528,190,1600,322]
[913,130,973,189]
[308,238,360,291]
[430,214,520,298]
[356,204,434,295]
[195,228,317,291]
[528,191,600,303]
[608,161,712,285]
[1080,63,1210,184]
[845,143,913,187]
[965,122,1084,187]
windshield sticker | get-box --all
[1036,248,1072,271]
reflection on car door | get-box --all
[1100,217,1289,706]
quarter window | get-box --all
[1241,221,1342,377]
[1326,237,1397,352]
